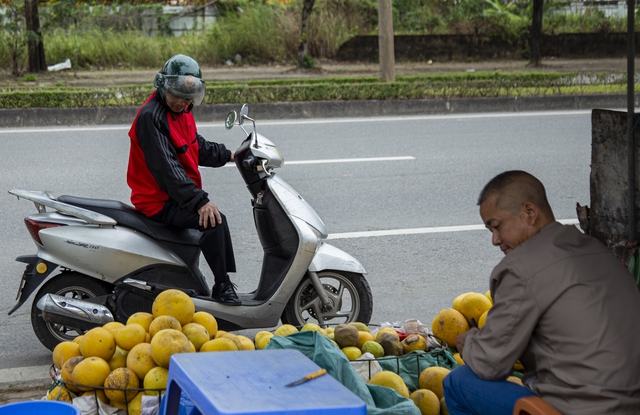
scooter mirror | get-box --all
[225,111,237,130]
[239,104,249,125]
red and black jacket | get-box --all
[127,91,231,217]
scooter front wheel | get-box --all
[281,270,373,327]
[31,271,113,351]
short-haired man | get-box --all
[443,170,640,415]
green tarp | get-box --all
[266,330,457,414]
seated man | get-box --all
[444,170,640,415]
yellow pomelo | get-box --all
[191,311,218,339]
[182,323,210,351]
[144,366,169,396]
[361,340,384,358]
[509,375,525,386]
[411,389,440,415]
[369,371,410,398]
[301,323,324,333]
[83,389,108,404]
[103,321,125,337]
[431,308,469,348]
[73,335,84,344]
[79,327,116,361]
[348,322,371,332]
[110,400,127,411]
[150,329,193,368]
[325,327,335,335]
[274,324,299,337]
[457,293,492,326]
[72,356,111,391]
[108,346,129,371]
[452,292,473,312]
[52,341,81,369]
[237,335,256,351]
[514,361,525,372]
[452,353,465,366]
[152,289,195,326]
[507,376,523,385]
[214,330,227,339]
[104,367,140,403]
[440,397,449,415]
[356,331,375,349]
[255,332,274,350]
[375,327,399,341]
[478,309,489,329]
[484,290,493,305]
[418,367,451,400]
[127,312,154,332]
[342,346,363,361]
[148,315,182,339]
[402,334,427,353]
[126,343,157,380]
[200,338,238,352]
[116,323,147,351]
[128,391,145,415]
[61,355,84,393]
[220,333,244,350]
[47,385,72,402]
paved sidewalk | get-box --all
[0,365,52,405]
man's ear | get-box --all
[522,202,539,225]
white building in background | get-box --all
[559,0,629,17]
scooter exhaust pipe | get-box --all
[36,294,114,331]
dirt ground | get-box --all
[1,57,637,87]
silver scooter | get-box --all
[8,105,373,351]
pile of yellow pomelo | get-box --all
[46,287,520,415]
[47,289,257,414]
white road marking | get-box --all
[0,110,592,134]
[219,155,415,167]
[327,219,580,239]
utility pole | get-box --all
[378,0,395,82]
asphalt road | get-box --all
[0,110,592,370]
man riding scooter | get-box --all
[127,54,240,306]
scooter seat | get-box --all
[57,195,201,246]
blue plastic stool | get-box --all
[161,349,366,415]
[0,401,81,415]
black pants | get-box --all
[151,199,236,284]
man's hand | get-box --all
[456,328,479,355]
[230,151,235,162]
[198,201,222,228]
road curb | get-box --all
[0,365,51,393]
[1,94,637,128]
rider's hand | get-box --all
[198,202,222,229]
[456,327,478,355]
[230,151,235,162]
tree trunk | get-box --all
[297,0,315,67]
[529,0,543,67]
[583,109,640,260]
[378,0,395,82]
[25,0,47,73]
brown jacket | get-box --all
[463,222,640,414]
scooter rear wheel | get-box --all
[281,270,373,327]
[31,271,113,351]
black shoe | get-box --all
[212,281,241,306]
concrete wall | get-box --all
[336,33,640,62]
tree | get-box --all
[297,0,315,67]
[529,0,543,67]
[25,0,47,73]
